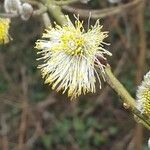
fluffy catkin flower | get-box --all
[136,71,150,115]
[0,18,10,44]
[35,16,112,99]
[4,0,21,14]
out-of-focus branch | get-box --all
[36,93,56,112]
[62,0,142,19]
[134,1,146,150]
[0,115,9,150]
[18,66,29,150]
[26,121,44,149]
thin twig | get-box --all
[62,0,142,19]
[36,93,56,112]
[134,1,146,150]
[26,121,44,149]
[18,66,29,150]
[0,115,9,150]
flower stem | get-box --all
[104,64,150,130]
[39,0,67,26]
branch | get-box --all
[55,0,79,5]
[39,0,67,25]
[42,12,52,28]
[62,0,142,19]
[104,65,150,130]
[0,115,9,150]
[18,66,29,150]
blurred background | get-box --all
[0,0,150,149]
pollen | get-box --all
[136,71,150,116]
[139,89,150,115]
[0,18,10,44]
[60,32,84,55]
